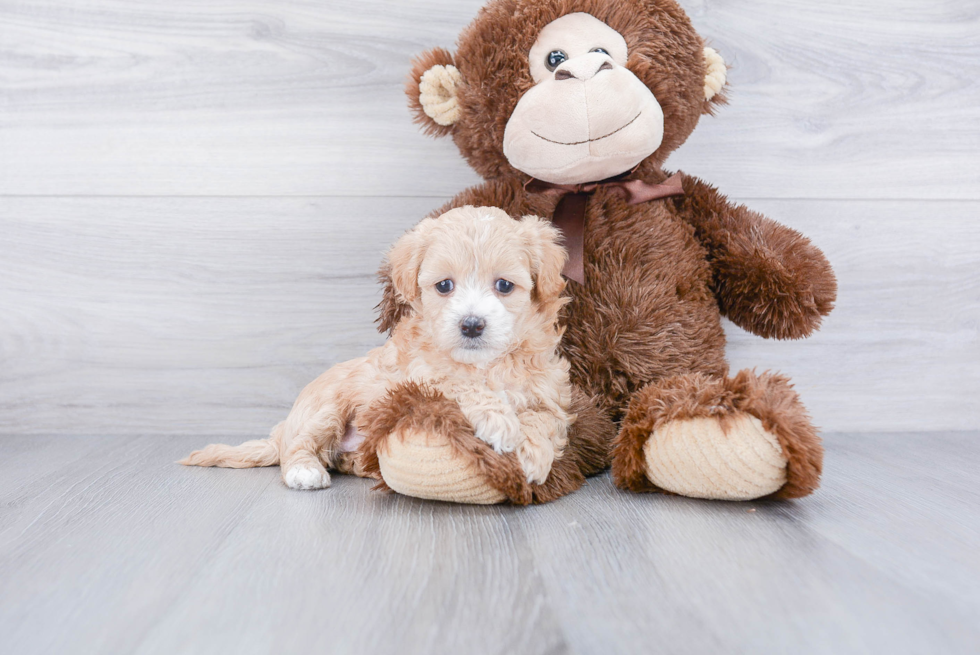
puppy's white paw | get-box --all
[518,441,554,485]
[474,428,514,454]
[283,465,331,490]
[472,411,522,454]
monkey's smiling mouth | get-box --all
[531,111,642,146]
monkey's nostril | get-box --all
[598,61,613,72]
[460,316,486,338]
[554,69,575,81]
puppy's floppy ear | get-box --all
[406,48,462,137]
[518,215,567,305]
[386,219,435,306]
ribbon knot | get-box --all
[524,173,685,284]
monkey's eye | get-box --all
[435,279,454,294]
[495,279,515,294]
[545,50,567,71]
[591,47,610,56]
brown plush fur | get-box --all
[611,370,823,499]
[408,0,725,181]
[382,0,836,500]
[406,47,457,138]
[359,382,615,505]
[677,177,837,340]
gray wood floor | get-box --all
[1,432,978,654]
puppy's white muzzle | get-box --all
[442,281,514,364]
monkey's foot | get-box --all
[612,370,823,500]
[377,428,507,504]
[357,382,615,505]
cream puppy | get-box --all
[181,206,573,490]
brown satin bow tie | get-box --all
[524,172,685,284]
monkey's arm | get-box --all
[677,173,837,340]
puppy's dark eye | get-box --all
[545,50,567,71]
[435,279,454,294]
[495,279,515,294]
[591,47,610,56]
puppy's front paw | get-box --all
[518,440,554,485]
[283,464,331,490]
[473,413,522,454]
[474,429,511,454]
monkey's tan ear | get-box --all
[406,48,462,137]
[702,47,728,112]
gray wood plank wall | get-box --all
[1,0,978,436]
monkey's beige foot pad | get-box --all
[377,429,507,505]
[643,413,788,501]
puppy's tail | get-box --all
[179,423,283,468]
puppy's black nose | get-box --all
[460,316,486,338]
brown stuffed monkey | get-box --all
[361,0,836,504]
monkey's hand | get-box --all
[678,174,837,339]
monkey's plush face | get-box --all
[407,0,728,183]
[503,13,665,184]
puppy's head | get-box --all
[386,206,567,364]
